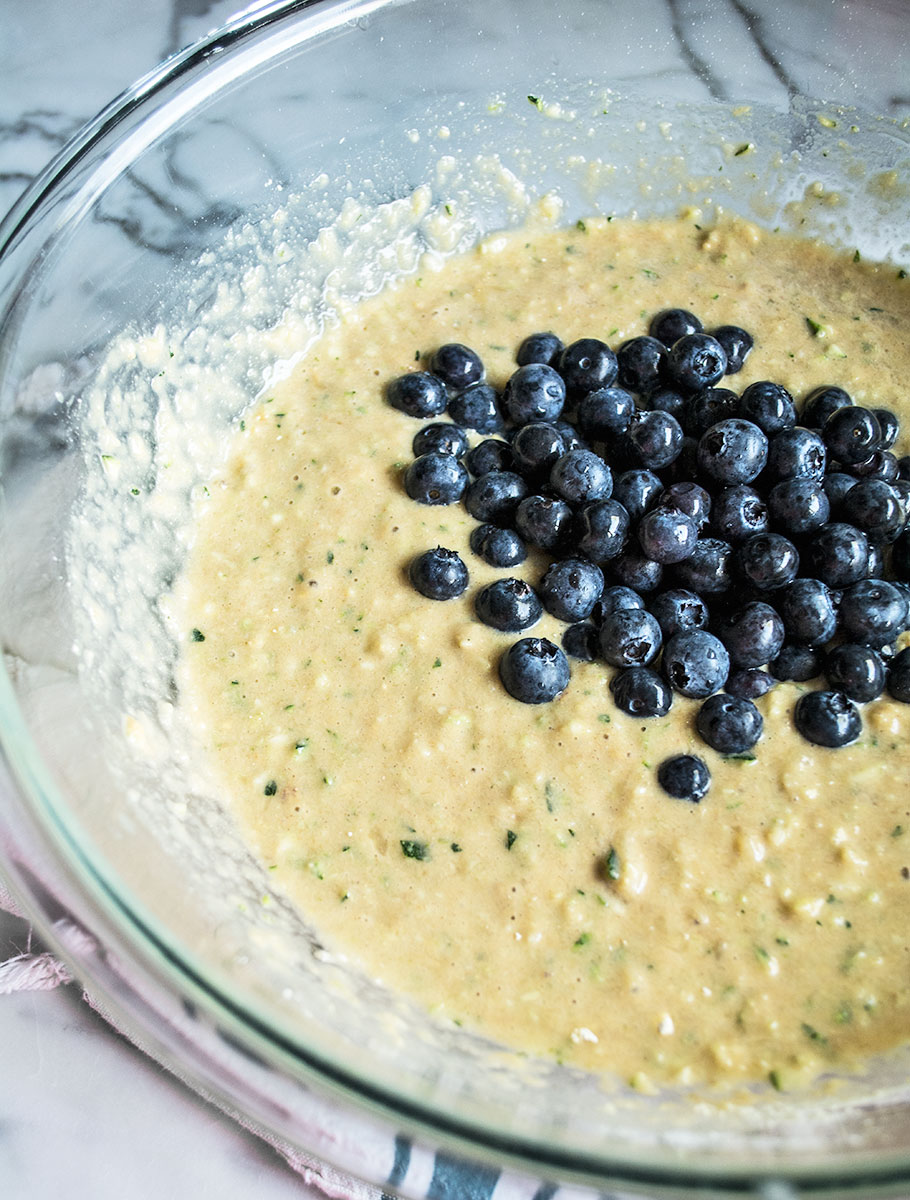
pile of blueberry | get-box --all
[388,309,910,801]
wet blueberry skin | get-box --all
[610,666,672,717]
[766,427,827,483]
[430,342,485,391]
[662,629,730,698]
[737,380,796,434]
[409,547,469,600]
[511,421,567,481]
[515,494,575,553]
[841,478,906,543]
[562,621,600,661]
[711,485,770,543]
[736,532,800,592]
[888,647,910,703]
[666,332,728,393]
[657,754,711,802]
[539,557,605,623]
[558,337,619,399]
[387,370,448,418]
[823,405,883,465]
[595,585,646,620]
[649,307,703,348]
[469,523,527,568]
[771,643,821,682]
[637,506,698,564]
[711,324,754,375]
[474,577,543,632]
[448,382,505,434]
[612,469,663,522]
[465,470,529,525]
[674,537,733,595]
[806,522,871,589]
[413,422,470,459]
[767,477,830,536]
[574,498,631,562]
[465,437,513,476]
[549,448,613,504]
[825,642,886,703]
[725,668,776,700]
[801,384,853,429]
[697,418,768,485]
[503,363,567,425]
[696,693,763,755]
[612,547,664,593]
[599,608,664,668]
[683,387,739,436]
[648,588,708,637]
[794,689,862,748]
[516,330,564,367]
[778,577,837,646]
[577,386,635,440]
[625,409,685,470]
[499,637,571,704]
[838,578,909,647]
[617,335,668,394]
[404,452,470,505]
[717,601,785,669]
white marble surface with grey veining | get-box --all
[1,1,909,1198]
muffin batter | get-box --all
[176,217,910,1090]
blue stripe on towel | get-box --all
[427,1152,501,1199]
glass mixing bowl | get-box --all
[1,0,909,1194]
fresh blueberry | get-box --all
[624,409,685,470]
[469,523,527,568]
[736,532,799,592]
[577,386,635,440]
[599,608,663,667]
[770,644,821,682]
[511,422,567,481]
[387,371,447,418]
[562,622,600,661]
[697,418,768,485]
[825,643,886,702]
[553,418,591,452]
[474,577,543,632]
[612,469,663,522]
[596,585,646,619]
[725,668,776,700]
[448,383,505,433]
[648,588,708,637]
[717,601,785,669]
[710,485,770,543]
[430,343,484,391]
[611,547,664,593]
[806,523,871,588]
[464,470,529,525]
[465,437,514,476]
[499,637,570,704]
[637,506,698,564]
[850,449,899,482]
[574,498,630,562]
[408,547,468,600]
[610,667,672,717]
[872,408,900,451]
[767,478,830,536]
[657,754,711,802]
[502,363,566,425]
[617,335,668,393]
[823,406,883,465]
[412,422,469,459]
[649,308,703,348]
[666,333,728,393]
[794,690,862,748]
[711,324,754,374]
[841,478,906,543]
[549,448,613,504]
[866,541,886,580]
[662,629,730,698]
[887,647,910,703]
[765,427,827,483]
[649,387,688,419]
[801,385,852,429]
[822,471,858,513]
[838,578,909,647]
[404,452,469,505]
[778,578,837,646]
[514,494,574,552]
[516,331,564,367]
[539,557,605,622]
[558,338,618,399]
[683,387,739,436]
[696,693,763,755]
[737,381,796,434]
[659,481,712,529]
[673,538,733,595]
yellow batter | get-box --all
[175,216,910,1091]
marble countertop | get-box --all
[2,1,909,1198]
